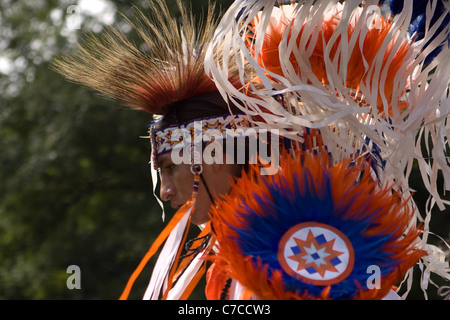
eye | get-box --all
[159,163,175,175]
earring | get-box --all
[190,164,203,200]
[190,164,203,175]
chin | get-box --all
[191,210,210,226]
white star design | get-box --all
[303,244,330,268]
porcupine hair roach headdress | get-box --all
[205,0,450,297]
[54,1,219,115]
[53,0,252,300]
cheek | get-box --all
[173,168,194,200]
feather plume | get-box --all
[206,0,449,195]
[52,0,231,115]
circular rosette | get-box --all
[278,222,355,287]
[209,151,426,300]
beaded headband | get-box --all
[150,114,253,168]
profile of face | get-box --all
[156,151,241,225]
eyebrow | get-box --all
[156,154,173,169]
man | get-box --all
[53,0,267,299]
[54,0,446,301]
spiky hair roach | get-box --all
[52,0,234,116]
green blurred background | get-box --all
[0,0,448,300]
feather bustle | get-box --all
[210,150,426,299]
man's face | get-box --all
[156,152,240,225]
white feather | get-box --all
[205,0,450,298]
[143,205,193,300]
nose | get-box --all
[159,175,175,202]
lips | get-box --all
[171,202,182,209]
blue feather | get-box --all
[380,0,449,64]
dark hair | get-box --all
[154,91,242,131]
